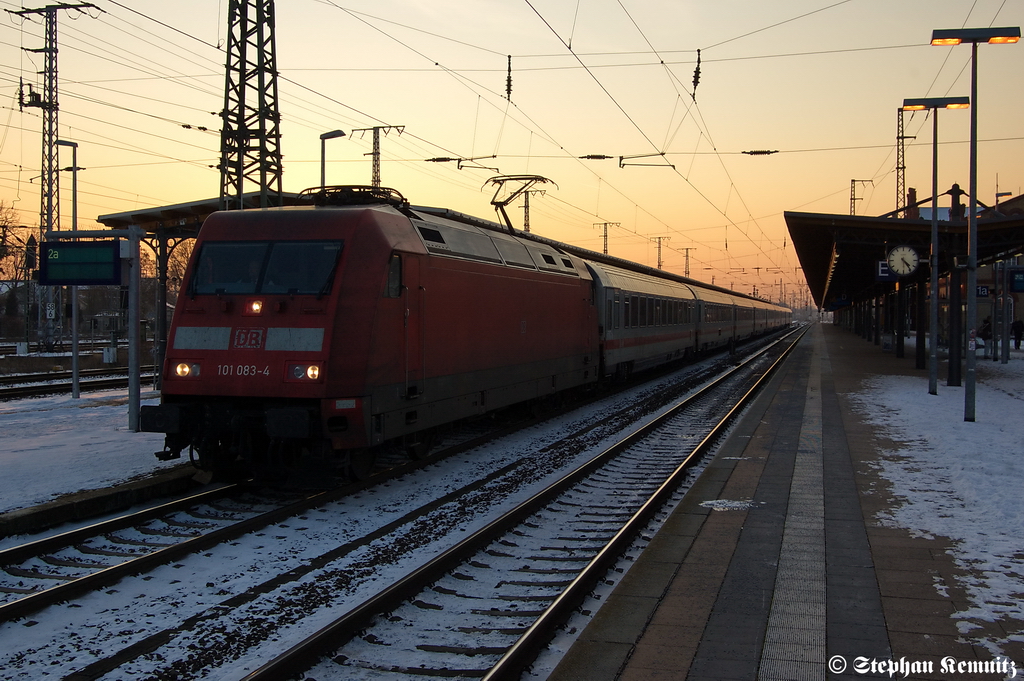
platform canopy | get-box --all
[97,192,303,236]
[785,205,1024,311]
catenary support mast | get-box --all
[219,0,283,210]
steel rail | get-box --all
[0,484,238,563]
[0,366,155,387]
[0,484,335,624]
[483,324,807,680]
[240,326,806,681]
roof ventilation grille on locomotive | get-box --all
[298,185,409,209]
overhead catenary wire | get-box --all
[0,0,920,294]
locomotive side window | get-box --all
[385,253,402,298]
[418,226,445,244]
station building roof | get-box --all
[785,199,1024,311]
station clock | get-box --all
[886,245,920,277]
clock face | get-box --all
[887,246,919,276]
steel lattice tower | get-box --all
[219,0,283,210]
[10,2,95,350]
[896,108,907,217]
[11,3,94,232]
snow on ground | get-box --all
[845,346,1024,657]
[0,388,174,515]
[1,340,1023,657]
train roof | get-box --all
[412,204,786,311]
[585,261,698,300]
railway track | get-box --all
[0,366,156,400]
[246,328,804,680]
[0,485,318,624]
[0,329,802,680]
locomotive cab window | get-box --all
[190,240,344,296]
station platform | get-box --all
[548,323,1018,681]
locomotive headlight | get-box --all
[287,363,322,381]
[175,362,200,378]
[244,298,264,316]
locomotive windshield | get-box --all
[189,240,344,296]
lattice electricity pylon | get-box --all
[9,2,96,351]
[219,0,283,210]
[10,3,95,234]
[896,108,907,217]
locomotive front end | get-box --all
[141,198,395,482]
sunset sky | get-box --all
[1,0,1021,303]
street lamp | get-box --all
[320,130,346,190]
[901,97,969,397]
[56,139,81,398]
[930,26,1020,422]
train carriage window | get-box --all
[384,254,402,298]
[639,296,647,327]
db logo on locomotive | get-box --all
[233,327,266,350]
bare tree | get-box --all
[0,202,32,339]
[0,201,25,280]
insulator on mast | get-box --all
[506,55,512,100]
[692,49,701,99]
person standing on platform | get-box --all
[979,317,992,358]
[1011,318,1023,350]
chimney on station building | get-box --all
[907,188,920,219]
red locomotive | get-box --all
[142,186,789,481]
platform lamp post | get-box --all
[56,139,81,398]
[930,26,1020,422]
[320,130,346,191]
[901,97,969,396]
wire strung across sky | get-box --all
[3,0,1009,295]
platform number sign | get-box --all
[38,240,122,286]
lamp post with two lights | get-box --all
[929,26,1020,421]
